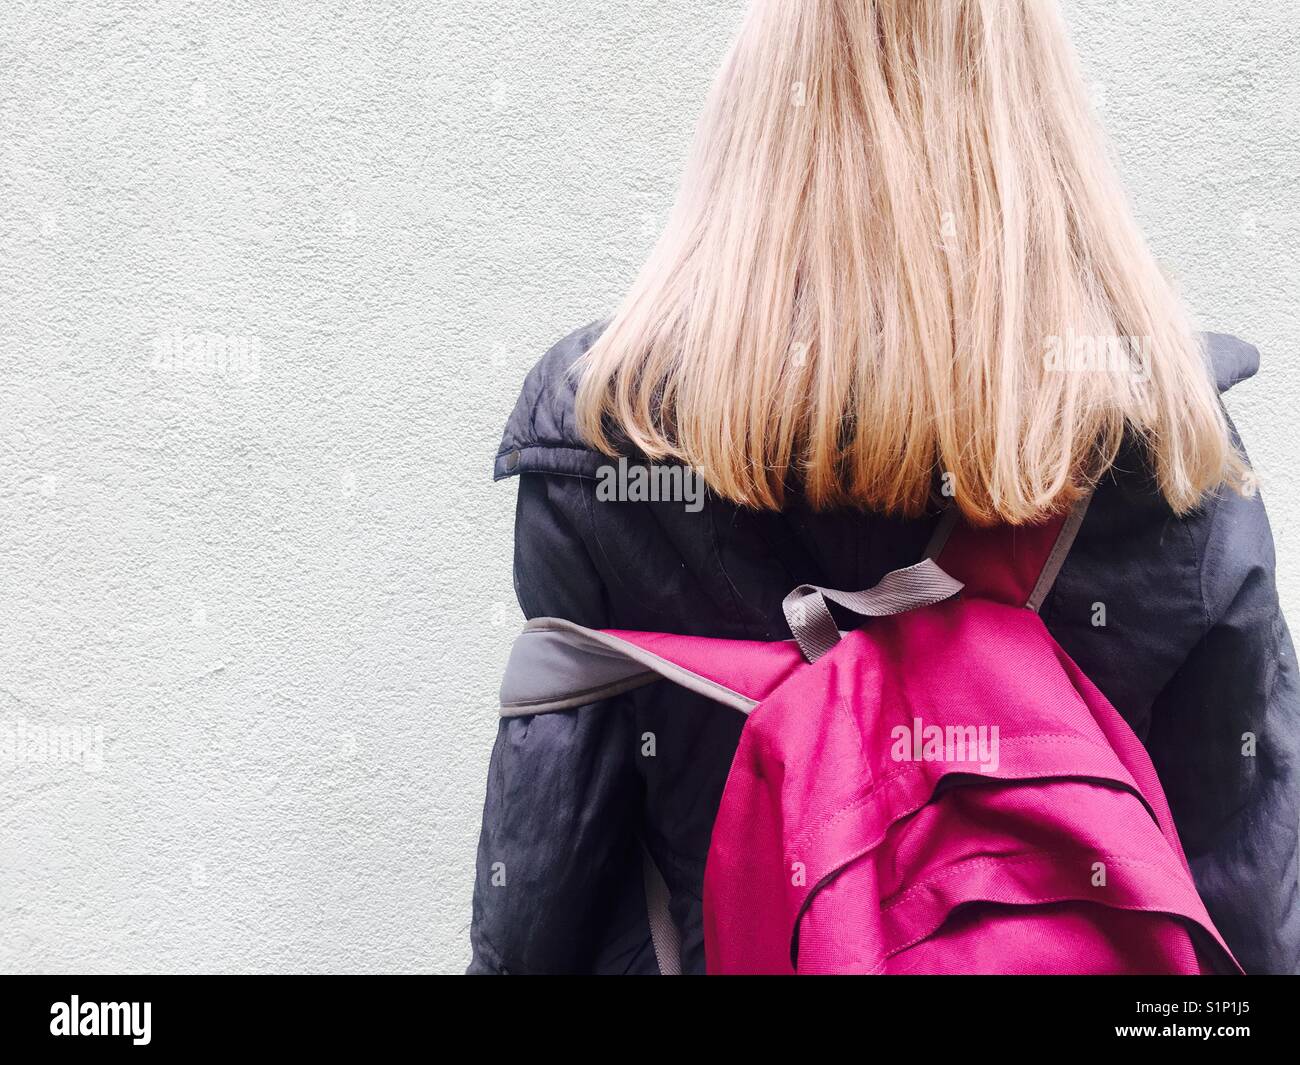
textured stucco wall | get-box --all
[0,0,1295,974]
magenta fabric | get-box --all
[603,628,807,704]
[935,514,1064,606]
[611,598,1241,975]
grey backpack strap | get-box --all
[923,494,1094,613]
[641,844,681,976]
[782,558,964,663]
[1025,494,1092,611]
[499,618,758,718]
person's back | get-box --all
[470,0,1299,975]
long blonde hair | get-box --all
[576,0,1243,524]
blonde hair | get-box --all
[576,0,1244,524]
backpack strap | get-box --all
[497,620,806,978]
[641,842,682,976]
[781,560,964,663]
[775,496,1092,663]
[926,494,1093,610]
[498,618,807,718]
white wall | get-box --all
[0,0,1295,973]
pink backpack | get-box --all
[499,500,1242,975]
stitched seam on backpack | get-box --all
[878,851,1180,913]
[785,732,1116,857]
[869,893,1197,975]
[868,856,1200,973]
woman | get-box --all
[470,0,1297,974]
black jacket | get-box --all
[470,322,1299,975]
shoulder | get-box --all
[1203,331,1260,393]
[493,320,608,481]
[1192,333,1273,616]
